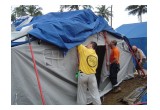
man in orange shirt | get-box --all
[103,31,121,93]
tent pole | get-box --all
[11,35,27,42]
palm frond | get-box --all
[126,5,147,22]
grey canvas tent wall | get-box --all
[11,9,134,105]
[11,33,134,105]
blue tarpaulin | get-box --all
[12,9,122,51]
[116,22,147,69]
[140,93,147,105]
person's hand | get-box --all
[103,31,108,40]
[106,63,110,71]
[138,59,142,65]
[99,32,104,37]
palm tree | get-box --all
[95,5,112,22]
[12,5,27,17]
[11,13,16,22]
[26,5,43,16]
[125,5,147,22]
[11,6,16,22]
[11,5,43,22]
[82,5,93,10]
[60,5,93,12]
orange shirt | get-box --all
[110,47,120,64]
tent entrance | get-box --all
[95,45,106,87]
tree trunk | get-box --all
[110,5,112,26]
[138,15,142,22]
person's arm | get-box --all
[102,31,111,70]
[103,31,110,45]
[138,49,143,64]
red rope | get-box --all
[29,43,46,105]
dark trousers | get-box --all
[109,63,120,86]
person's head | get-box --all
[132,45,138,52]
[86,41,97,50]
[110,40,117,48]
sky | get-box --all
[40,4,147,29]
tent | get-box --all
[116,22,147,69]
[11,9,134,105]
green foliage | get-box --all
[60,5,93,12]
[95,5,112,21]
[11,5,43,22]
[125,5,147,22]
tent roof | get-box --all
[12,9,123,51]
[115,22,147,38]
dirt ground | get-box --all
[101,75,147,105]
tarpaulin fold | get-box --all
[15,9,122,51]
